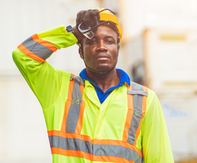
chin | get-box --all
[96,65,110,71]
[96,66,115,74]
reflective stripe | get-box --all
[21,35,54,60]
[70,76,85,87]
[127,82,147,145]
[49,135,92,154]
[56,79,146,162]
[66,77,83,133]
[122,84,134,143]
[49,135,143,162]
[17,44,46,62]
[93,144,141,162]
[61,75,74,132]
[127,90,148,96]
[48,130,142,153]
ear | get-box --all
[117,46,120,55]
[78,47,84,59]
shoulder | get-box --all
[130,81,160,113]
[145,88,163,117]
[53,69,73,84]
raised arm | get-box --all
[12,25,79,110]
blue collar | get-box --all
[79,68,130,103]
[79,68,130,89]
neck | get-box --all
[85,68,120,92]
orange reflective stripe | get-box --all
[51,148,135,163]
[93,155,135,163]
[75,83,85,134]
[93,139,142,156]
[20,34,57,60]
[31,34,57,52]
[134,86,148,146]
[49,132,142,162]
[17,44,46,62]
[122,84,134,142]
[122,95,133,142]
[51,147,93,161]
[51,82,146,162]
[48,130,91,141]
[61,76,85,133]
[65,76,84,133]
[61,79,74,132]
[48,130,142,157]
[126,82,148,145]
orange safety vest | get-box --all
[48,75,148,163]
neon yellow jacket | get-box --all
[12,25,174,163]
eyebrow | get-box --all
[105,36,116,39]
[83,33,117,44]
[89,35,116,41]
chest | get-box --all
[81,86,128,140]
[61,78,147,147]
[47,79,147,162]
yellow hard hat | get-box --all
[97,8,122,45]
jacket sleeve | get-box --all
[142,89,174,163]
[12,25,78,110]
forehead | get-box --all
[82,25,118,43]
[94,25,118,38]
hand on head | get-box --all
[76,9,100,33]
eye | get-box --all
[105,38,115,44]
[87,39,97,45]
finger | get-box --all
[89,9,99,20]
[76,10,86,25]
[83,10,99,27]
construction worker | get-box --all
[12,8,174,163]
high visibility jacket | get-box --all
[12,25,174,163]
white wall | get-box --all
[119,0,197,40]
[120,0,197,161]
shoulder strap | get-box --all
[127,82,148,96]
[123,82,148,145]
[61,75,85,134]
[70,75,85,87]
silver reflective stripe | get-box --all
[49,135,92,154]
[22,36,53,59]
[70,76,85,87]
[66,77,83,133]
[49,135,143,162]
[93,144,142,162]
[127,82,145,145]
[127,90,148,96]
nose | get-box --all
[96,40,107,52]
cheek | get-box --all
[111,47,119,58]
[83,45,96,57]
[83,49,94,63]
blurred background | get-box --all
[0,0,197,162]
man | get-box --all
[13,8,174,163]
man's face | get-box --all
[81,25,119,74]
